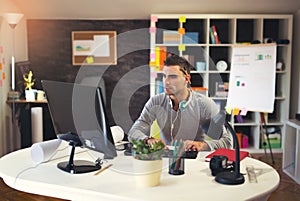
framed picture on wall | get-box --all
[72,31,117,65]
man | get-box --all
[128,55,232,151]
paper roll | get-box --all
[31,107,43,143]
[31,139,62,164]
[110,126,124,143]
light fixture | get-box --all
[3,13,24,91]
[3,12,24,144]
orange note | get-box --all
[178,28,185,35]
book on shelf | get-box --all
[191,87,207,96]
[215,82,229,97]
[237,133,249,148]
[154,46,167,71]
[211,25,220,44]
[210,27,215,44]
[159,46,167,70]
[155,80,164,94]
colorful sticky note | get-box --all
[225,107,232,114]
[0,80,2,87]
[178,28,185,35]
[0,46,3,54]
[0,63,2,70]
[179,16,186,23]
[86,56,94,64]
[240,109,248,116]
[2,58,5,64]
[149,27,157,33]
[150,53,156,60]
[2,72,5,80]
[150,71,158,78]
[149,61,156,67]
[233,108,240,115]
[178,44,186,51]
[151,16,158,22]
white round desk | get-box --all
[0,146,279,201]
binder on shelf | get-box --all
[155,80,164,94]
[237,132,249,148]
[159,46,167,71]
[210,27,215,44]
[211,25,220,44]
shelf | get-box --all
[150,14,293,153]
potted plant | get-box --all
[131,139,165,187]
[23,70,36,101]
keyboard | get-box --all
[124,146,198,159]
[163,149,198,159]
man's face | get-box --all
[163,65,188,96]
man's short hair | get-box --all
[164,54,191,75]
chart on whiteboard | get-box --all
[226,44,277,113]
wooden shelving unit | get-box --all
[149,14,293,153]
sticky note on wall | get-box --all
[151,16,158,22]
[179,16,186,23]
[233,108,240,115]
[86,56,94,64]
[178,44,186,51]
[149,27,156,33]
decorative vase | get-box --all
[132,159,163,187]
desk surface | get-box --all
[0,146,279,201]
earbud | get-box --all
[169,98,173,108]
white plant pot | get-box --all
[25,89,37,101]
[132,159,163,187]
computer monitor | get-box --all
[42,80,117,174]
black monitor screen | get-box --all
[42,80,117,160]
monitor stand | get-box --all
[57,141,101,174]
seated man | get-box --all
[128,55,232,151]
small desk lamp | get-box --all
[202,111,245,185]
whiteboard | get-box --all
[226,44,277,113]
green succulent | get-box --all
[131,139,165,160]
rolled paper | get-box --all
[31,107,43,143]
[31,139,62,164]
[110,125,124,143]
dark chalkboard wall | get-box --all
[26,19,151,134]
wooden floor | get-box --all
[1,153,300,201]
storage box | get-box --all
[163,31,180,44]
[260,134,281,149]
[183,32,199,44]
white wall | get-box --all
[0,0,28,156]
[290,9,300,118]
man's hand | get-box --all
[184,140,209,151]
[144,137,166,147]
